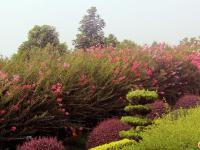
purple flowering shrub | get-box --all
[175,95,200,109]
[87,118,131,149]
[17,137,65,150]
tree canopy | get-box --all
[73,6,105,49]
[19,25,60,51]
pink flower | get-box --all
[63,63,70,69]
[0,71,8,79]
[11,126,17,132]
[13,74,20,82]
[59,108,65,113]
[146,68,153,76]
[123,57,129,64]
[65,112,70,116]
[188,53,200,72]
[51,83,62,94]
[131,61,140,73]
[12,104,19,111]
[0,109,6,115]
[91,85,96,92]
[80,74,88,85]
[56,97,63,103]
[21,84,33,90]
[152,79,158,86]
[118,76,126,82]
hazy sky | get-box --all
[1,0,200,57]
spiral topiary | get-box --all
[120,89,158,141]
[175,95,200,109]
[17,137,65,150]
[87,118,131,149]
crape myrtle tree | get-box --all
[73,6,105,50]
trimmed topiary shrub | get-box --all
[175,95,200,109]
[89,139,136,150]
[87,118,131,149]
[17,137,65,150]
[120,89,158,141]
[147,100,169,120]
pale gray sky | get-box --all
[0,0,200,57]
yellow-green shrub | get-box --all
[89,139,135,150]
[124,107,200,150]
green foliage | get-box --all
[124,107,200,150]
[119,129,141,140]
[73,7,105,49]
[126,90,158,105]
[121,116,151,126]
[180,37,200,52]
[124,105,151,114]
[104,34,119,47]
[18,25,67,53]
[121,90,158,142]
[89,139,136,150]
[117,39,140,50]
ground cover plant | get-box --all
[124,107,200,150]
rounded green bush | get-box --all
[124,105,151,115]
[121,116,152,126]
[126,90,158,105]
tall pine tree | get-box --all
[73,7,105,50]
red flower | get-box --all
[80,74,88,85]
[131,61,140,73]
[118,76,126,82]
[146,68,153,76]
[56,97,63,103]
[13,74,20,82]
[152,79,158,86]
[123,57,129,64]
[21,84,33,90]
[91,85,96,92]
[11,126,17,132]
[0,109,6,115]
[51,83,62,94]
[12,104,19,111]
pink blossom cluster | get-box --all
[51,83,62,94]
[188,52,200,72]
